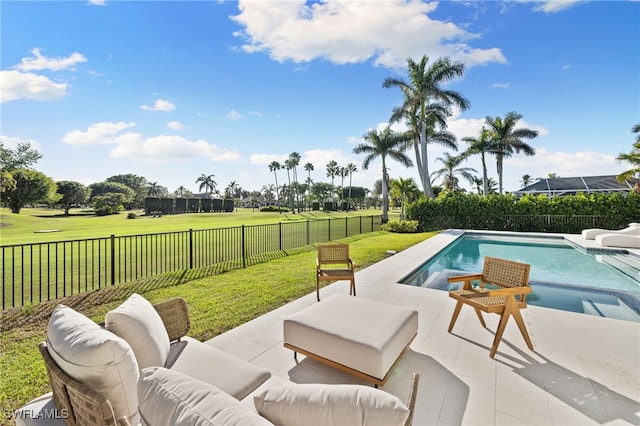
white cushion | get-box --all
[138,367,273,426]
[46,305,139,425]
[253,383,410,426]
[105,293,170,369]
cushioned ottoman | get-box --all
[283,294,418,386]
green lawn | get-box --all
[1,208,432,417]
[0,207,394,245]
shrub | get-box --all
[127,212,137,219]
[381,220,419,233]
[260,206,289,213]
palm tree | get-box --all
[353,127,413,223]
[174,185,188,198]
[430,152,477,191]
[261,184,275,205]
[390,177,419,220]
[384,55,469,199]
[520,174,533,188]
[288,152,302,212]
[338,166,347,208]
[616,123,640,193]
[268,161,281,213]
[484,112,538,194]
[463,127,494,197]
[304,162,314,210]
[326,160,339,207]
[346,163,358,210]
[147,181,162,197]
[195,174,217,198]
[284,158,294,211]
[226,181,239,211]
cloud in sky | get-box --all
[15,48,87,72]
[62,121,242,163]
[0,70,69,103]
[231,0,507,69]
[532,1,585,13]
[166,121,185,130]
[140,98,176,112]
[225,109,245,119]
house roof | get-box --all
[512,175,639,196]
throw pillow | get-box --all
[138,367,273,426]
[253,383,410,426]
[46,304,140,425]
[105,293,170,369]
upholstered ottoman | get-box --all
[283,294,418,386]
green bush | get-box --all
[407,192,639,233]
[260,206,289,213]
[127,212,137,219]
[381,220,419,233]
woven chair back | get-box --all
[482,256,531,289]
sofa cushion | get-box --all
[46,305,139,425]
[170,336,271,400]
[105,293,170,369]
[253,383,410,426]
[138,367,273,426]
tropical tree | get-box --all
[0,140,42,170]
[346,162,358,210]
[430,152,477,191]
[390,177,419,220]
[57,181,91,215]
[484,112,538,194]
[195,174,217,198]
[268,161,282,213]
[107,174,149,208]
[288,152,302,212]
[353,127,413,223]
[520,174,533,188]
[384,55,469,198]
[2,169,58,214]
[326,160,339,206]
[89,181,135,206]
[147,181,162,197]
[616,123,640,192]
[174,185,191,198]
[463,127,494,197]
[284,158,295,211]
[261,184,275,204]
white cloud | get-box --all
[532,1,585,13]
[0,70,69,103]
[141,98,176,111]
[225,109,245,119]
[166,121,185,130]
[15,48,87,72]
[0,135,42,151]
[250,153,287,165]
[62,121,136,145]
[88,0,107,5]
[231,0,507,69]
[62,121,241,164]
[492,82,511,88]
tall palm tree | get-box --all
[384,55,469,199]
[353,127,412,223]
[147,181,162,197]
[261,184,275,204]
[616,123,640,192]
[268,161,281,213]
[390,177,419,220]
[520,174,533,188]
[431,152,477,191]
[326,160,339,206]
[338,166,348,207]
[304,162,314,210]
[195,174,216,198]
[284,158,294,211]
[346,162,358,210]
[174,185,188,198]
[463,127,494,197]
[288,152,302,212]
[484,112,538,194]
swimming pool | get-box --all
[399,233,640,322]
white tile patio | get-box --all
[204,230,640,426]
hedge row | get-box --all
[144,197,234,214]
[406,192,640,233]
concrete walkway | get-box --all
[205,230,640,425]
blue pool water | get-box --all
[400,233,640,322]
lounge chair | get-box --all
[595,233,640,248]
[581,222,640,240]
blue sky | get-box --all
[2,0,639,195]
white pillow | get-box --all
[253,383,410,426]
[105,293,170,369]
[138,367,273,426]
[46,304,140,425]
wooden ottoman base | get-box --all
[283,294,419,387]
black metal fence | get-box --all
[1,216,382,309]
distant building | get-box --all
[512,175,640,197]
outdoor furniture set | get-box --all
[16,242,536,425]
[581,222,640,248]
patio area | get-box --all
[206,230,640,425]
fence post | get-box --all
[328,218,331,241]
[279,222,283,251]
[110,235,116,287]
[241,225,246,269]
[345,217,348,237]
[189,229,193,269]
[306,220,310,246]
[359,216,362,234]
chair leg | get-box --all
[489,297,517,358]
[473,308,486,328]
[448,301,464,332]
[316,277,321,302]
[350,278,356,297]
[512,305,534,350]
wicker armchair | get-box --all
[316,243,356,301]
[39,297,190,425]
[447,256,534,358]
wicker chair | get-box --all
[38,298,190,426]
[316,243,356,301]
[447,256,534,358]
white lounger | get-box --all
[581,223,640,240]
[595,233,640,248]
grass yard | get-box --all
[0,208,433,421]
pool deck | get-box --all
[205,230,640,425]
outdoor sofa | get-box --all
[15,293,419,426]
[581,222,640,240]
